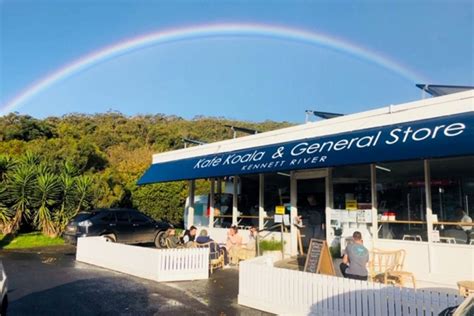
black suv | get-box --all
[63,208,171,248]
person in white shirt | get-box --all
[454,206,472,244]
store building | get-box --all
[138,89,473,287]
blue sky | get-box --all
[1,0,473,123]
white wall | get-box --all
[374,239,474,288]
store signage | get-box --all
[275,205,285,215]
[345,200,358,210]
[138,112,474,184]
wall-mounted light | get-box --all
[375,165,391,172]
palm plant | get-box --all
[0,155,16,180]
[53,170,77,233]
[75,174,93,214]
[3,163,36,234]
[33,172,60,237]
[0,187,12,232]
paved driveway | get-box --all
[0,246,270,316]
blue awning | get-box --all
[138,112,474,184]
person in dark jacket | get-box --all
[196,229,229,265]
[181,225,197,247]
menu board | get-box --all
[303,239,336,276]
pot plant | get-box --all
[259,239,285,262]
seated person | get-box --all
[236,226,258,261]
[340,231,369,281]
[456,206,472,243]
[196,229,229,265]
[181,225,197,247]
[225,225,243,265]
[165,228,181,248]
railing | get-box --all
[76,237,209,282]
[238,256,465,316]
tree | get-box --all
[131,182,187,225]
[32,171,60,237]
[3,163,36,234]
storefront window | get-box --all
[238,175,260,227]
[430,156,474,245]
[332,165,373,243]
[264,173,291,229]
[377,160,427,241]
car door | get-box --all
[129,212,156,243]
[114,211,133,243]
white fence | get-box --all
[238,256,465,316]
[76,237,209,282]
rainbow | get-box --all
[0,23,428,115]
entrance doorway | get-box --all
[292,169,328,252]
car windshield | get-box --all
[72,212,96,222]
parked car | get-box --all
[63,208,172,248]
[0,261,8,316]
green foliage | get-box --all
[0,113,293,230]
[131,182,187,225]
[0,154,93,236]
[259,239,284,251]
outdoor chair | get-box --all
[195,241,225,273]
[386,249,416,288]
[236,246,256,263]
[368,248,400,284]
[439,237,457,244]
[442,229,468,244]
[402,234,422,241]
[369,249,416,288]
[457,281,474,298]
[165,237,184,249]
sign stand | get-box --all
[303,239,336,276]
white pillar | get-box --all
[187,180,195,228]
[370,164,378,246]
[209,179,215,228]
[424,159,434,273]
[258,174,265,230]
[325,168,333,244]
[232,176,238,226]
[290,171,298,256]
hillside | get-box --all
[0,112,293,230]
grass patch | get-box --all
[259,240,284,251]
[0,232,65,249]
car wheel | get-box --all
[154,231,167,248]
[102,234,116,243]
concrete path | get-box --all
[0,245,271,316]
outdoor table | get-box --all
[457,280,474,297]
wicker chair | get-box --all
[195,241,225,273]
[369,248,400,284]
[369,249,416,288]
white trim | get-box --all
[209,179,215,228]
[152,91,473,164]
[424,160,434,273]
[258,174,264,230]
[232,176,238,225]
[290,171,298,256]
[187,180,195,227]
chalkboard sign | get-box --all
[303,239,335,276]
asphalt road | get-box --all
[0,245,270,316]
